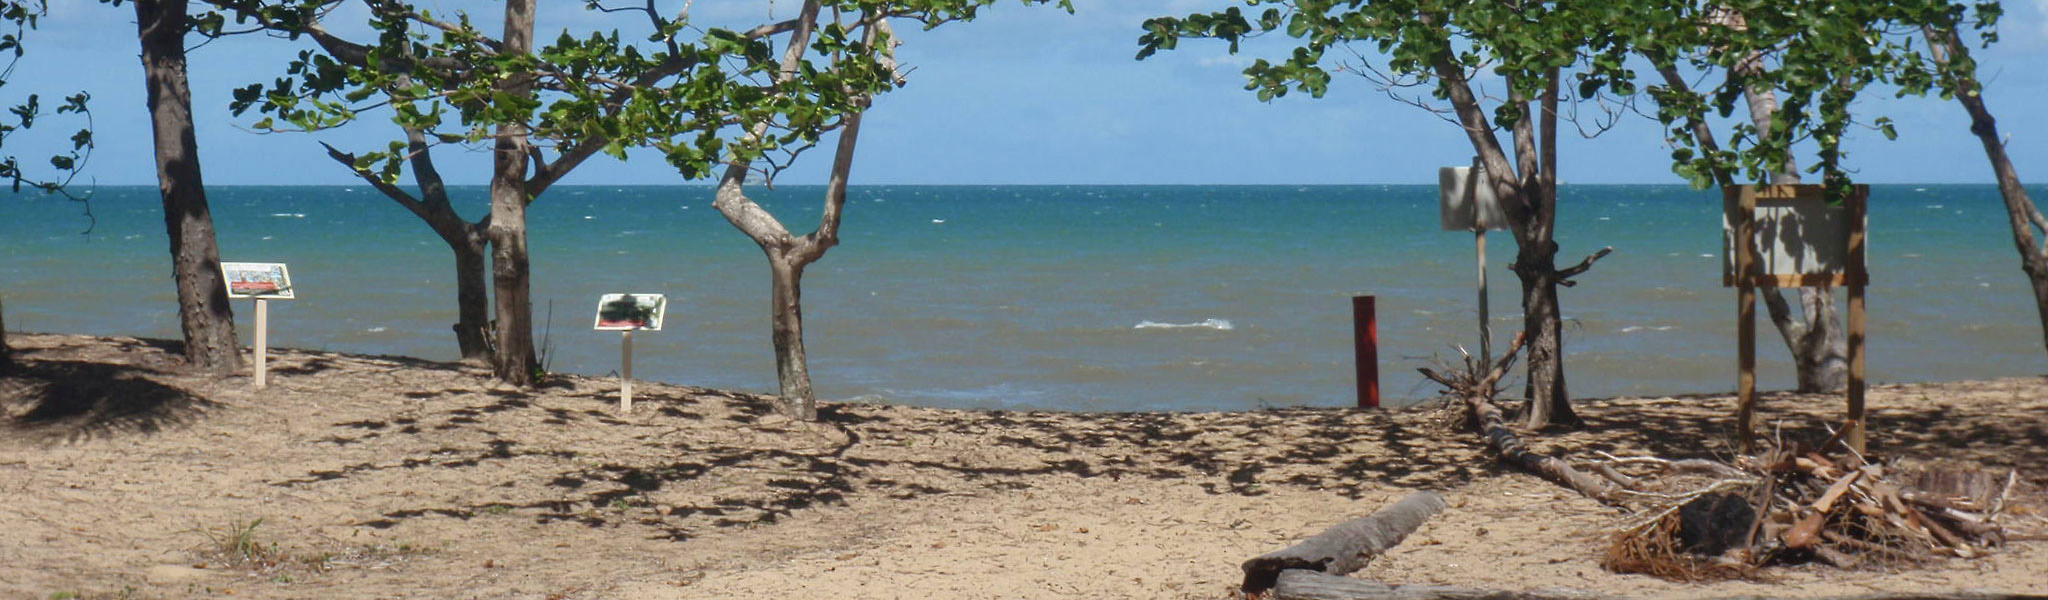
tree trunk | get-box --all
[487,0,538,386]
[1,293,11,372]
[1428,60,1591,430]
[1735,45,1848,393]
[768,254,816,420]
[1788,289,1847,391]
[1516,252,1576,427]
[1654,60,1846,393]
[137,0,240,373]
[1926,27,2048,359]
[1517,67,1575,427]
[451,235,492,360]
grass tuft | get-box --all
[188,518,278,568]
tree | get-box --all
[390,0,1052,418]
[1634,2,2036,391]
[0,0,95,372]
[1139,1,1624,427]
[1631,4,1856,393]
[223,0,634,380]
[133,0,241,373]
[1914,4,2048,360]
[231,0,1065,400]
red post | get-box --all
[1353,295,1380,409]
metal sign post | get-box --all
[1440,158,1508,365]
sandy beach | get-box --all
[3,331,2044,599]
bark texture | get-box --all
[1927,27,2048,360]
[1420,334,1618,503]
[487,0,539,386]
[137,0,241,373]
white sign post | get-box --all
[594,293,667,412]
[1439,158,1508,364]
[221,262,295,389]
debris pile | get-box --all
[1601,440,2035,580]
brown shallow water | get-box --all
[2,332,2045,599]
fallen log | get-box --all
[1269,569,2041,600]
[1270,569,1588,600]
[1466,383,1619,503]
[1241,491,1449,595]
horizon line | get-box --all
[22,181,2030,189]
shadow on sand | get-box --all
[1,359,217,444]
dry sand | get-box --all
[2,332,2045,599]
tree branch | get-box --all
[319,141,427,219]
[1430,56,1527,233]
[1556,246,1613,284]
[712,0,824,248]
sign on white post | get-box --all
[594,293,667,412]
[1437,161,1508,232]
[1438,160,1507,363]
[222,262,295,389]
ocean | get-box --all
[4,184,2044,411]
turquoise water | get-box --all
[4,184,2043,411]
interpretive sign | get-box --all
[222,262,295,299]
[1721,185,1867,287]
[1437,164,1508,231]
[593,293,666,331]
[221,261,295,390]
[1722,184,1870,455]
[595,293,667,413]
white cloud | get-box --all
[1197,54,1255,69]
[2036,0,2048,41]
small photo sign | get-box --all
[594,293,666,331]
[222,262,295,299]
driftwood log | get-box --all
[1241,491,1449,594]
[1269,569,2040,600]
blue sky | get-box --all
[10,0,2048,186]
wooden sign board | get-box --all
[1723,184,1870,454]
[222,262,295,299]
[1438,165,1508,231]
[594,293,666,331]
[1721,186,1868,287]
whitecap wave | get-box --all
[270,212,305,218]
[1620,325,1675,333]
[1134,318,1233,331]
